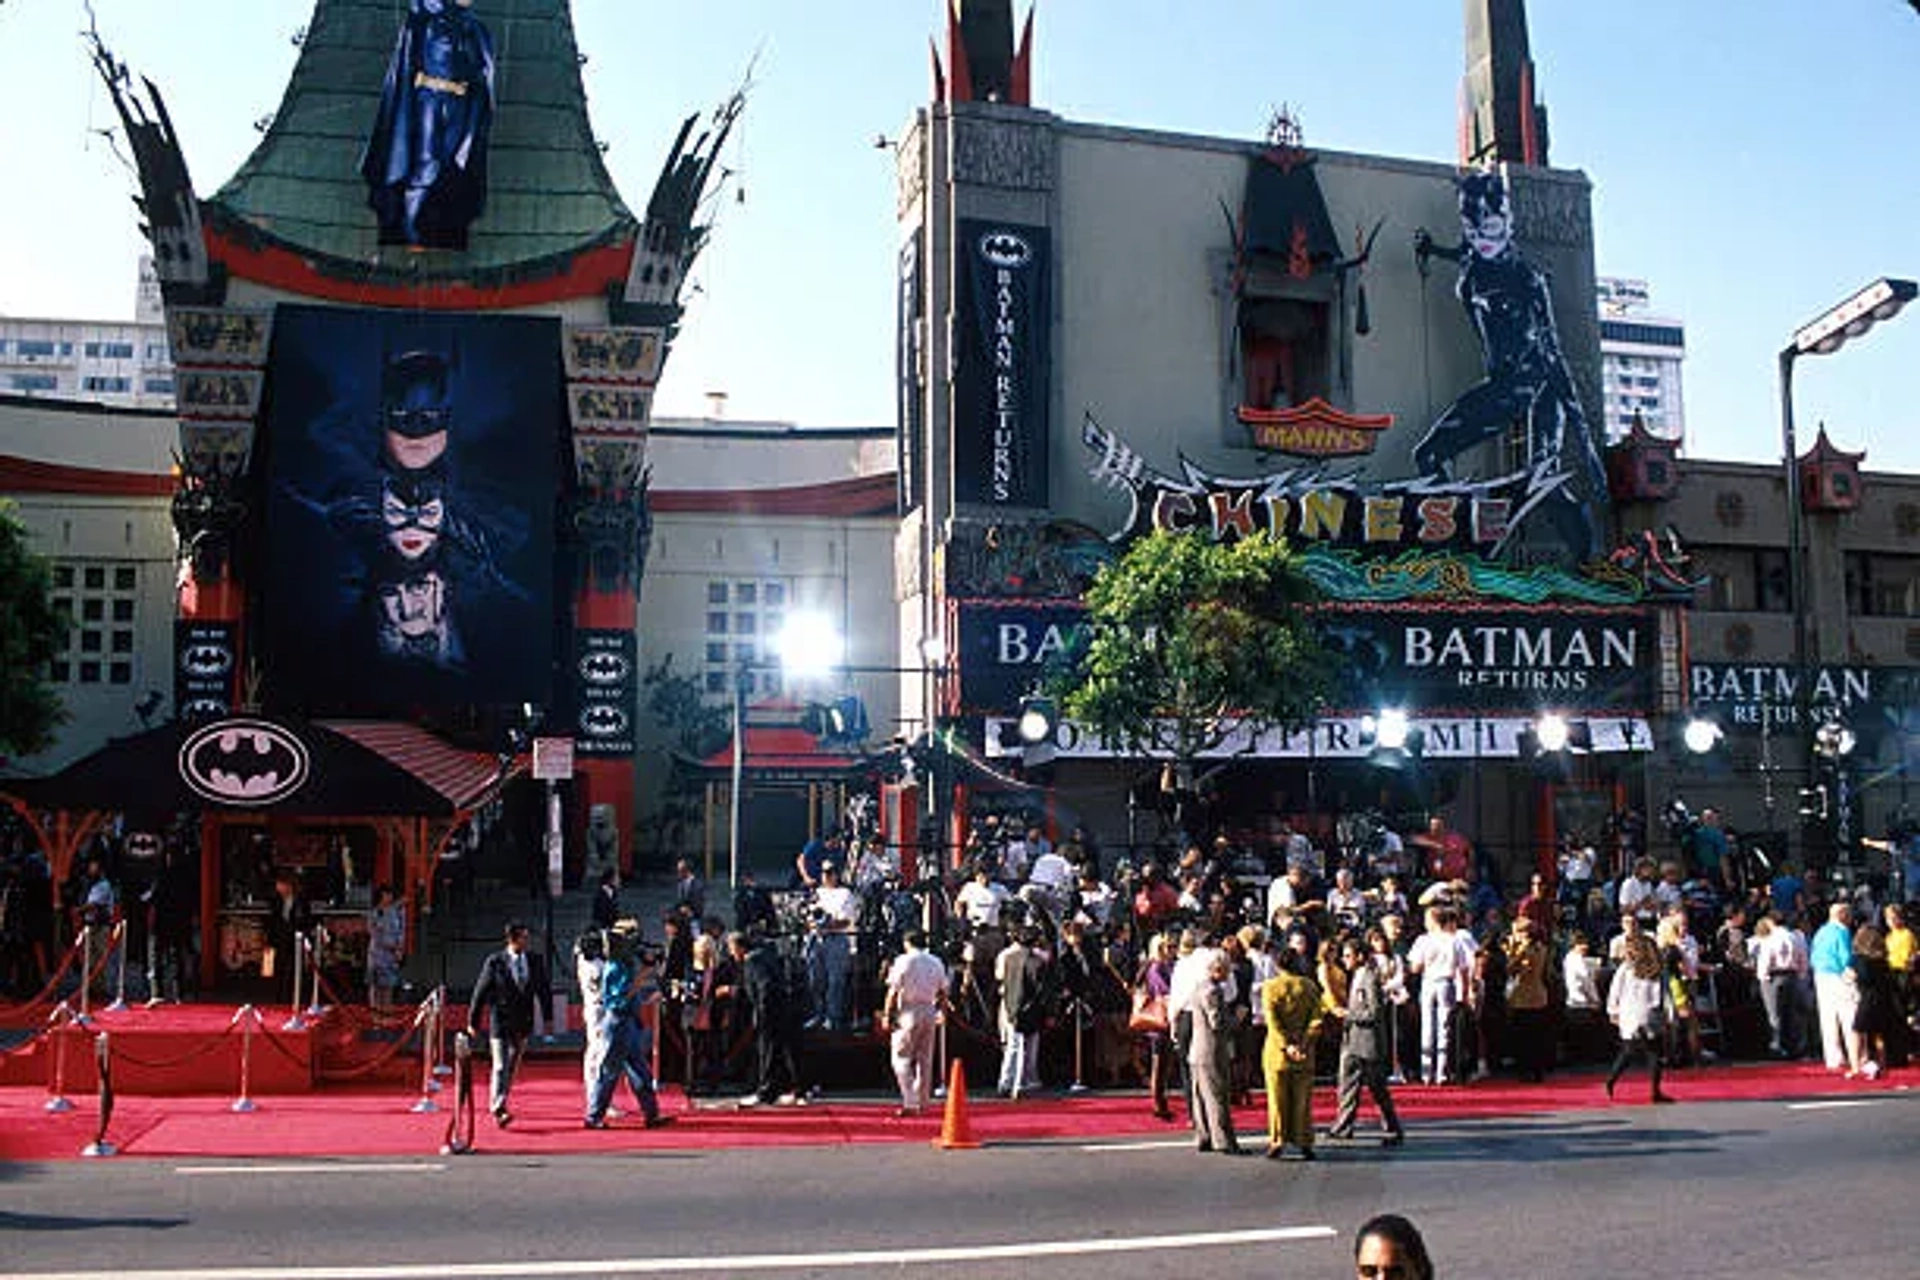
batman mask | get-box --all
[178,719,311,806]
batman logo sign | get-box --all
[178,718,310,806]
[577,651,632,686]
[979,231,1032,270]
[180,643,234,679]
[180,697,231,721]
[579,704,630,738]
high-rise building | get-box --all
[1597,276,1686,447]
[0,258,175,409]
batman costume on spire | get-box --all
[361,0,496,249]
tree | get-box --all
[1051,527,1335,807]
[0,500,68,760]
[637,655,731,864]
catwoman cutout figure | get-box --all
[1413,172,1608,561]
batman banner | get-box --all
[263,305,561,717]
[572,629,636,757]
[175,620,237,722]
[954,220,1051,509]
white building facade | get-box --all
[1596,276,1686,447]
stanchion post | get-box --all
[44,1001,75,1113]
[81,1031,117,1157]
[305,927,328,1019]
[106,921,129,1013]
[231,1004,260,1113]
[411,991,442,1113]
[76,926,96,1027]
[440,1030,474,1155]
[1069,996,1089,1093]
[283,932,309,1031]
[432,985,453,1080]
[933,1017,948,1100]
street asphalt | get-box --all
[2,1091,1914,1278]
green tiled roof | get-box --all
[208,0,635,282]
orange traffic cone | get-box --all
[932,1057,981,1150]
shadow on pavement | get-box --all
[0,1209,190,1232]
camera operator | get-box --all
[583,923,670,1130]
[807,862,860,1032]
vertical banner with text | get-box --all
[573,629,637,757]
[954,220,1051,509]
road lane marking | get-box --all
[174,1163,449,1176]
[1077,1138,1195,1152]
[1785,1099,1886,1111]
[6,1224,1340,1279]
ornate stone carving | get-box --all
[170,456,247,584]
[572,444,653,597]
[951,113,1054,191]
[896,117,929,219]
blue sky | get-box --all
[2,1,1916,471]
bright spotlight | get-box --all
[1534,713,1570,754]
[1683,717,1724,755]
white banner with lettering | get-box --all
[982,715,1655,760]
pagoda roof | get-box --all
[205,0,635,296]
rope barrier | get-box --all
[318,991,439,1083]
[104,1018,235,1071]
[0,934,85,1020]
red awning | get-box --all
[320,721,515,811]
[699,725,861,775]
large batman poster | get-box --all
[263,305,560,716]
[954,220,1051,509]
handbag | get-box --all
[1128,988,1169,1034]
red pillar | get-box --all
[575,587,636,875]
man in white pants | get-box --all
[883,929,949,1116]
[1406,906,1469,1085]
[1808,902,1863,1075]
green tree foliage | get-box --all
[1053,527,1333,784]
[0,500,68,759]
[637,655,732,863]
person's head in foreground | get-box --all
[1353,1213,1434,1280]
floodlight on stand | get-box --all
[1373,708,1411,752]
[1017,694,1057,745]
[1683,717,1725,755]
[1533,713,1571,754]
[773,610,843,680]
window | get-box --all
[705,642,727,664]
[145,343,168,361]
[1754,549,1791,613]
[10,373,57,392]
[705,671,727,694]
[143,377,175,394]
[87,341,135,359]
[82,376,132,393]
[735,614,757,635]
[706,612,728,634]
[707,583,729,605]
[46,560,139,686]
[764,583,787,606]
[1850,553,1918,618]
[736,583,758,605]
[15,339,56,357]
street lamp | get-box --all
[1778,277,1914,867]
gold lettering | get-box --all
[1363,496,1403,543]
[1298,490,1348,540]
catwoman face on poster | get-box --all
[265,306,559,715]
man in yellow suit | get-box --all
[1261,945,1324,1160]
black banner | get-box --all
[573,629,636,757]
[1320,606,1657,714]
[174,620,237,722]
[896,229,924,513]
[1690,663,1920,734]
[954,220,1051,509]
[955,601,1089,715]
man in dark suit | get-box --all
[467,920,551,1127]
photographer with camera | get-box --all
[582,920,671,1131]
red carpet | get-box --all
[2,1057,1906,1163]
[0,1003,320,1095]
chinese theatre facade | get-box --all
[893,2,1692,885]
[65,0,737,987]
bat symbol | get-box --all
[579,705,629,737]
[181,644,233,678]
[577,652,631,686]
[178,718,310,806]
[979,232,1032,269]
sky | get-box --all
[1,1,1917,472]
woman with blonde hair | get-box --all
[1503,916,1552,1081]
[1135,931,1178,1120]
[1605,929,1674,1103]
[1655,911,1703,1065]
